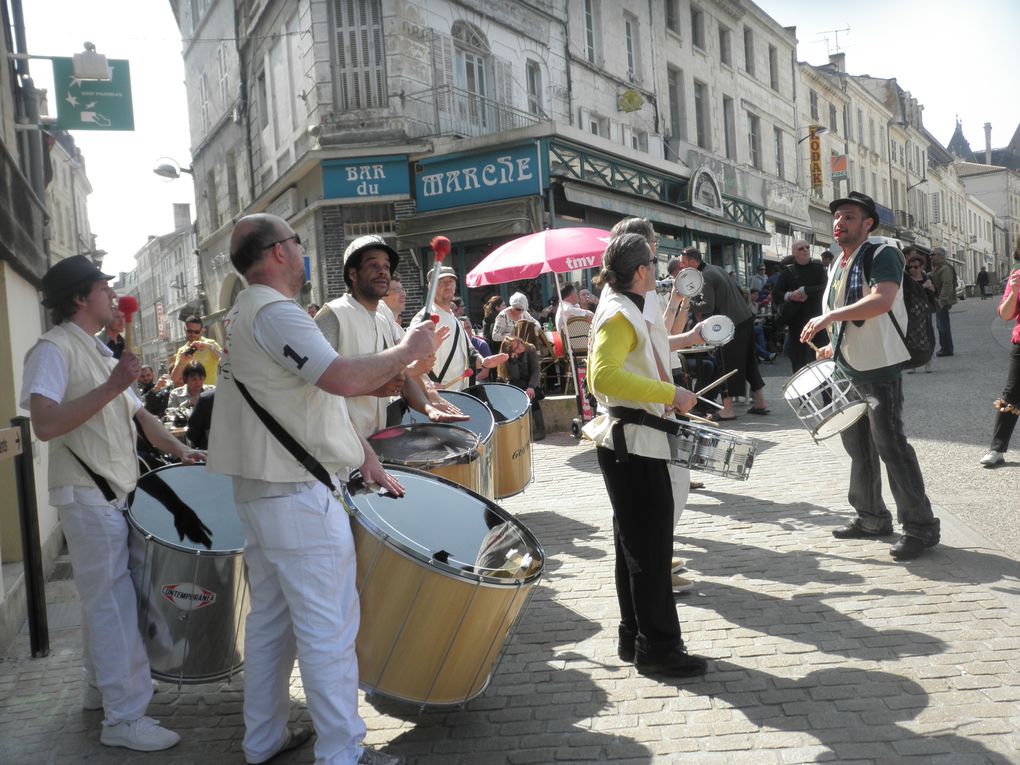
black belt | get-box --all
[606,406,682,463]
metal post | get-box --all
[10,417,49,657]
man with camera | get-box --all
[170,315,221,386]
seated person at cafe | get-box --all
[166,361,213,422]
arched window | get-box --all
[452,21,491,128]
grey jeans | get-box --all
[839,377,941,544]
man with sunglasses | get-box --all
[170,314,222,386]
[208,214,434,764]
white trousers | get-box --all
[236,482,365,765]
[59,498,153,725]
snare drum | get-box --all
[396,392,496,500]
[344,467,543,705]
[368,423,484,496]
[701,314,735,346]
[127,464,248,684]
[674,267,704,297]
[465,383,533,499]
[782,359,869,440]
[669,421,756,480]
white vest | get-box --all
[206,285,364,482]
[582,287,673,460]
[432,305,471,391]
[320,294,393,438]
[36,324,138,498]
[829,243,910,372]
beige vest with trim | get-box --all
[38,324,138,497]
[830,243,910,372]
[582,288,672,460]
[206,285,364,482]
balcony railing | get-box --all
[0,138,47,282]
[402,85,542,139]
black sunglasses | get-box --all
[263,233,302,250]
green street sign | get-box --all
[52,57,134,131]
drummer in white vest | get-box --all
[207,214,435,765]
[419,265,505,391]
[21,256,205,752]
[316,235,467,436]
[583,233,709,679]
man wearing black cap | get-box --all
[802,192,940,561]
[20,256,204,751]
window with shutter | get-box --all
[332,0,387,110]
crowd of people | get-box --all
[20,190,1015,763]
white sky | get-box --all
[759,0,1020,150]
[23,1,193,276]
[23,1,1020,276]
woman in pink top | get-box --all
[980,246,1020,467]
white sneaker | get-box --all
[100,716,180,751]
[979,450,1005,467]
[672,574,694,594]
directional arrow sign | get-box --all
[52,57,134,131]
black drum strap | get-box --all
[67,448,119,503]
[234,378,339,493]
[605,406,685,463]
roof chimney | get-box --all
[984,122,992,165]
[829,53,845,72]
[173,203,192,231]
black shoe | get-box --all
[635,645,708,678]
[890,535,937,561]
[935,351,953,357]
[618,627,636,663]
[832,520,894,539]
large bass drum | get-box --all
[392,391,496,500]
[127,464,248,685]
[367,423,484,497]
[465,383,533,498]
[344,467,543,706]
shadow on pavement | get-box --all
[373,597,653,764]
[680,580,946,661]
[681,664,1016,764]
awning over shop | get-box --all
[396,196,543,251]
[561,181,771,245]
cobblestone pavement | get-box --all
[2,299,1019,765]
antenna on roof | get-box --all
[818,26,851,56]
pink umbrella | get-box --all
[464,227,612,287]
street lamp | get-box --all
[797,125,828,145]
[152,157,193,180]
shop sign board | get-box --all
[414,144,542,212]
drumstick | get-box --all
[118,294,139,354]
[422,235,451,323]
[806,340,820,353]
[682,411,716,426]
[437,369,472,389]
[697,394,723,410]
[694,368,738,397]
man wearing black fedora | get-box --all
[20,255,205,750]
[801,192,941,561]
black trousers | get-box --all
[991,342,1020,453]
[721,317,765,398]
[788,322,828,374]
[596,446,682,653]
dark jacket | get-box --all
[772,260,829,329]
[698,262,753,325]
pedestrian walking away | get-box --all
[801,191,941,562]
[980,247,1020,467]
[930,247,957,356]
